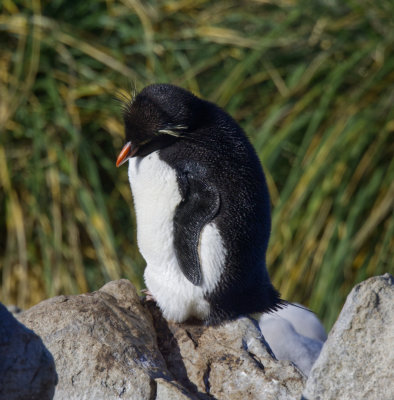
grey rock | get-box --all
[18,279,305,400]
[155,378,196,400]
[0,303,57,400]
[6,305,22,315]
[18,280,167,400]
[303,273,394,400]
[148,303,305,400]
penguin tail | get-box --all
[248,300,316,322]
[279,300,316,313]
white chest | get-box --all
[128,152,182,265]
[127,151,226,322]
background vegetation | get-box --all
[1,0,393,329]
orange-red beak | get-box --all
[116,141,139,167]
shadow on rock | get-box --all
[0,303,57,400]
[145,301,213,399]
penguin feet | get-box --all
[141,288,155,302]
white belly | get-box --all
[128,151,226,322]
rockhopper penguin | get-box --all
[116,84,283,325]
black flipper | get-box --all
[173,170,220,286]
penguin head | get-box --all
[116,84,203,167]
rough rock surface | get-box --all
[17,279,305,400]
[17,280,171,400]
[0,303,57,400]
[303,273,394,400]
[148,303,305,400]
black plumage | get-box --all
[118,83,283,324]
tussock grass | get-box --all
[1,0,393,328]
